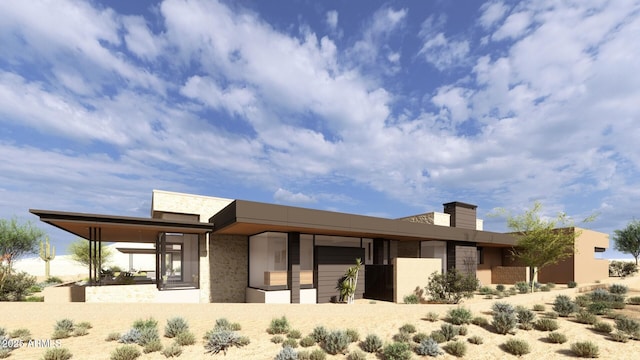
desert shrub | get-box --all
[492,311,517,335]
[76,321,92,330]
[403,294,419,304]
[51,329,71,340]
[425,269,478,304]
[553,295,579,317]
[42,347,73,360]
[132,318,158,331]
[609,260,638,277]
[589,289,611,302]
[471,316,489,327]
[393,332,411,343]
[110,345,141,360]
[576,310,598,325]
[535,318,559,331]
[609,284,628,295]
[54,319,74,333]
[174,331,195,346]
[627,296,640,305]
[492,302,515,314]
[571,341,599,358]
[161,343,182,358]
[203,330,249,355]
[118,329,142,344]
[568,281,578,288]
[610,332,629,342]
[323,331,349,355]
[288,329,302,339]
[72,327,88,337]
[310,326,328,343]
[347,349,367,360]
[503,338,530,356]
[447,307,473,325]
[496,284,505,292]
[45,276,63,284]
[547,331,567,344]
[272,335,285,344]
[0,271,36,301]
[440,324,459,341]
[213,318,241,331]
[106,332,121,341]
[298,350,310,360]
[300,336,315,347]
[361,334,382,353]
[444,340,467,357]
[514,281,529,294]
[137,326,160,346]
[0,348,10,359]
[540,285,551,292]
[308,349,326,360]
[283,338,298,348]
[268,316,290,335]
[610,301,626,309]
[458,326,468,336]
[165,317,189,338]
[479,286,493,295]
[575,295,591,308]
[615,317,640,338]
[399,323,416,334]
[344,328,359,343]
[546,282,556,288]
[545,311,559,319]
[275,346,298,360]
[415,338,442,356]
[412,332,429,343]
[143,339,163,353]
[429,331,446,343]
[382,342,412,360]
[516,308,536,329]
[468,335,483,345]
[593,322,613,333]
[9,328,31,341]
[424,312,439,322]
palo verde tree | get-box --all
[494,202,596,292]
[68,238,112,277]
[0,217,46,270]
[613,220,640,265]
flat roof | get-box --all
[30,209,214,243]
[210,200,516,246]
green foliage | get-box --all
[0,217,46,268]
[439,323,458,341]
[514,281,529,294]
[338,258,362,304]
[274,346,298,360]
[503,338,530,356]
[627,296,640,305]
[575,295,590,308]
[403,294,419,304]
[571,341,600,358]
[547,331,567,344]
[110,345,141,360]
[575,310,598,325]
[106,332,120,342]
[310,326,328,343]
[132,317,157,331]
[587,302,611,315]
[568,281,578,288]
[468,335,483,345]
[323,331,349,355]
[137,326,159,346]
[382,342,412,360]
[540,285,551,292]
[496,284,506,292]
[609,260,638,277]
[425,269,478,304]
[143,339,163,353]
[42,347,72,360]
[553,295,579,317]
[533,304,545,311]
[613,220,640,265]
[399,323,416,334]
[546,282,556,288]
[429,331,446,343]
[299,336,315,347]
[534,318,559,331]
[25,295,44,302]
[0,270,36,301]
[447,307,473,325]
[415,338,442,356]
[54,319,74,333]
[392,332,411,343]
[51,329,70,340]
[9,328,31,341]
[271,335,284,344]
[308,349,326,360]
[76,321,91,330]
[287,329,302,339]
[615,317,640,338]
[610,332,629,342]
[609,284,628,295]
[268,316,291,335]
[545,311,559,319]
[213,318,241,332]
[67,238,112,277]
[412,332,429,343]
[593,322,612,333]
[492,311,517,334]
[174,331,195,346]
[347,349,367,360]
[424,312,439,322]
[345,328,359,342]
[458,325,468,336]
[165,317,189,338]
[360,334,382,353]
[161,343,182,358]
[516,308,536,329]
[118,329,141,344]
[283,338,298,348]
[471,316,489,327]
[444,340,467,357]
[203,330,249,355]
[478,286,494,295]
[72,327,88,337]
[492,302,515,314]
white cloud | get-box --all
[479,1,509,29]
[325,10,338,30]
[418,15,470,70]
[492,11,532,41]
[274,188,316,204]
[122,15,164,60]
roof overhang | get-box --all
[30,209,214,243]
[210,200,516,246]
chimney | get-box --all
[443,202,477,229]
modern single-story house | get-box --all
[30,190,609,303]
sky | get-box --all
[1,0,639,259]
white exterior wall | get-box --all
[430,212,451,226]
[476,219,484,230]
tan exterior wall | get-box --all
[83,284,199,303]
[43,285,85,303]
[393,257,441,303]
[477,247,503,285]
[209,234,248,302]
[491,266,528,284]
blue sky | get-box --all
[1,0,639,259]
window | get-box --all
[477,247,484,265]
[249,232,288,289]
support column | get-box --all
[287,232,300,304]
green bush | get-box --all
[403,294,419,304]
[444,340,467,357]
[468,335,483,344]
[503,338,530,356]
[627,296,640,305]
[143,339,163,353]
[298,350,310,360]
[412,332,429,343]
[546,282,556,288]
[457,325,468,336]
[496,284,505,292]
[271,335,284,344]
[609,284,628,294]
[571,341,599,358]
[553,295,579,317]
[165,317,189,338]
[593,322,612,333]
[516,308,536,329]
[308,349,326,360]
[76,321,92,330]
[204,330,249,355]
[275,346,298,360]
[106,332,120,341]
[492,302,515,314]
[0,349,10,359]
[415,338,442,356]
[575,295,591,308]
[479,286,493,295]
[137,326,160,346]
[118,329,141,344]
[393,332,411,343]
[9,328,31,341]
[492,311,517,335]
[347,349,367,360]
[440,323,459,341]
[547,331,567,344]
[615,317,640,338]
[25,295,44,302]
[514,281,529,294]
[54,319,74,333]
[323,330,349,355]
[447,307,473,325]
[268,316,290,335]
[575,310,598,325]
[110,345,141,360]
[42,347,72,360]
[311,326,328,343]
[424,312,439,322]
[0,271,36,301]
[429,331,446,343]
[425,269,478,304]
[610,332,629,343]
[609,261,638,277]
[174,331,195,346]
[545,311,559,319]
[540,285,551,292]
[288,329,302,339]
[534,318,559,331]
[72,327,88,337]
[471,316,489,327]
[51,329,71,340]
[214,318,241,331]
[568,281,578,288]
[132,317,158,331]
[282,338,298,348]
[161,343,182,358]
[588,302,611,315]
[360,334,382,353]
[399,323,416,334]
[45,276,63,284]
[300,336,315,347]
[382,342,412,360]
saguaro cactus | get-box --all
[39,237,56,278]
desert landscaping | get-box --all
[1,274,639,360]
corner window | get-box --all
[249,232,288,289]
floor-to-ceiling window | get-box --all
[249,232,288,290]
[157,233,199,289]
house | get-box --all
[29,190,609,303]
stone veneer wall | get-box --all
[209,234,248,302]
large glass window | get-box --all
[158,233,199,289]
[249,232,288,289]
